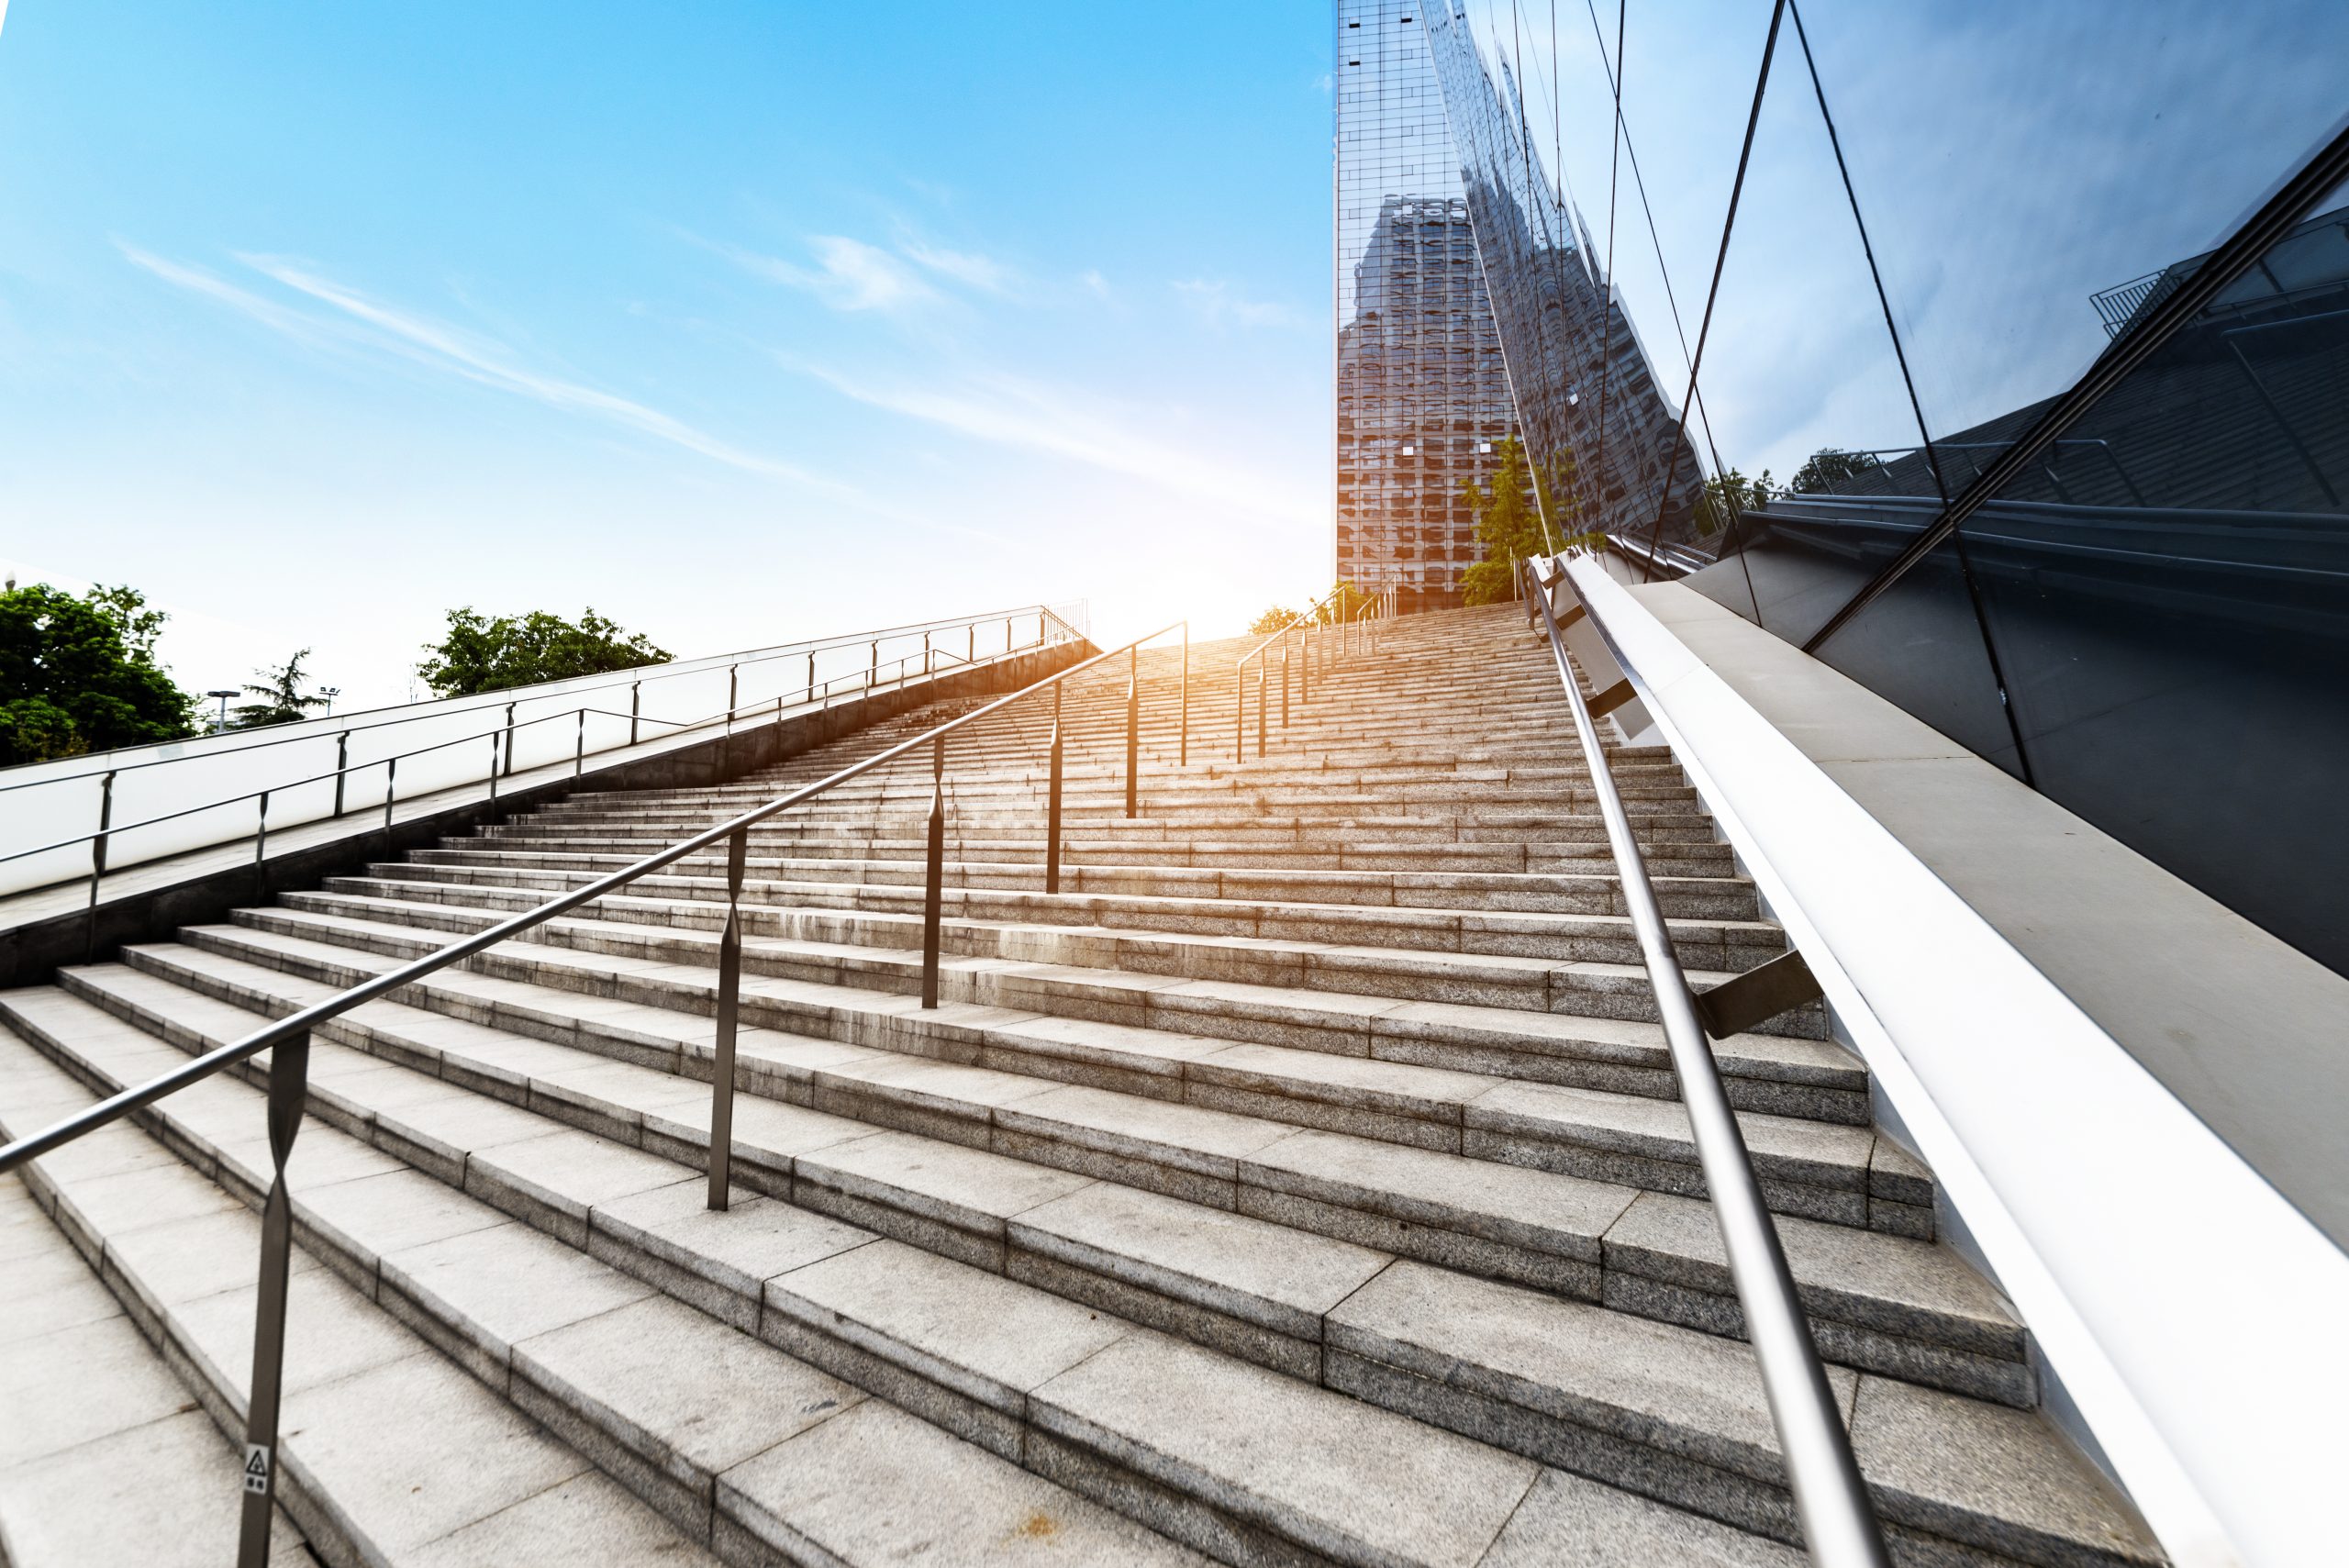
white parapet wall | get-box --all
[1555,552,2349,1568]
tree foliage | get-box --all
[1248,606,1302,636]
[0,582,199,764]
[417,607,671,698]
[1459,437,1587,606]
[1692,467,1775,538]
[1787,448,1881,495]
[230,649,331,729]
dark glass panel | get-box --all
[1809,534,2026,777]
[1797,0,2349,480]
[1961,182,2349,971]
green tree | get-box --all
[1458,437,1590,606]
[230,649,331,729]
[1692,467,1775,537]
[417,607,672,697]
[1787,449,1881,495]
[0,581,199,764]
[1248,606,1302,636]
[1312,581,1379,626]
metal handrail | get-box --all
[1,602,1076,791]
[0,617,1175,1178]
[0,612,1176,1568]
[1233,583,1367,762]
[1522,555,1892,1568]
[17,634,1063,929]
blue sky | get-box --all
[5,0,2342,712]
[0,2,1334,707]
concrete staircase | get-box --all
[0,604,2162,1566]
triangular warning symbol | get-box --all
[245,1449,268,1478]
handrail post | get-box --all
[235,1029,309,1568]
[966,624,974,665]
[1178,623,1188,767]
[1526,559,1892,1568]
[382,757,396,853]
[923,631,931,677]
[488,732,501,810]
[1241,659,1255,762]
[807,652,816,706]
[574,709,585,776]
[503,703,517,776]
[1125,652,1139,820]
[85,770,117,962]
[255,791,270,867]
[631,681,641,746]
[920,735,946,1007]
[332,732,349,817]
[1281,649,1290,729]
[1045,686,1064,895]
[1300,627,1311,705]
[1003,616,1012,654]
[706,828,747,1210]
[726,665,739,734]
[1255,665,1266,758]
[869,639,878,687]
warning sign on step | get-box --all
[243,1444,272,1496]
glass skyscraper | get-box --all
[1332,2,1513,610]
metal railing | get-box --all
[0,616,1183,1568]
[0,605,1086,905]
[6,615,1085,955]
[1233,584,1397,761]
[1522,556,1890,1566]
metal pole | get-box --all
[488,732,500,808]
[382,758,396,853]
[1281,650,1290,729]
[727,665,738,733]
[1045,687,1064,895]
[920,735,945,1007]
[503,703,517,776]
[807,652,816,705]
[966,625,974,665]
[869,640,878,687]
[1125,659,1139,821]
[255,791,270,865]
[1529,562,1891,1568]
[574,709,585,776]
[85,770,116,962]
[1234,662,1245,763]
[1300,628,1310,705]
[332,732,348,817]
[235,1029,309,1568]
[1255,666,1266,758]
[706,828,746,1210]
[631,682,641,746]
[1178,623,1188,767]
[923,631,931,677]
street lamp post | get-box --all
[206,689,239,734]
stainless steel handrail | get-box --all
[2,602,1077,790]
[14,634,1064,940]
[1522,555,1892,1568]
[0,619,1175,1179]
[1234,583,1377,762]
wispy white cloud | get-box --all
[119,239,879,506]
[1171,278,1306,331]
[1079,269,1114,300]
[901,239,1013,294]
[720,235,940,313]
[797,360,1319,526]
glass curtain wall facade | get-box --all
[1334,1,1515,610]
[1422,7,1704,548]
[1417,1,2349,994]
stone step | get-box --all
[156,916,1910,1233]
[475,809,1732,849]
[1,989,1845,1568]
[0,1025,724,1567]
[0,1163,310,1566]
[294,871,1784,981]
[57,951,2019,1406]
[361,853,1766,922]
[417,835,1743,880]
[0,1006,1225,1568]
[244,887,1819,1043]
